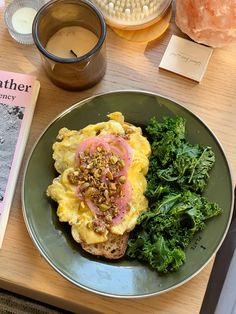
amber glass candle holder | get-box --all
[32,0,107,90]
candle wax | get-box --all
[11,7,37,34]
[45,26,98,59]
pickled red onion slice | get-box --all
[75,137,110,164]
[83,180,132,224]
[113,180,132,224]
[75,134,132,168]
[101,134,132,168]
[86,199,100,216]
[74,134,133,224]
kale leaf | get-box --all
[126,116,222,274]
[146,116,215,193]
[127,188,222,273]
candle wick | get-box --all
[70,49,78,57]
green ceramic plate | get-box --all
[22,90,234,298]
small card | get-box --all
[159,35,213,82]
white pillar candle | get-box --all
[45,26,98,59]
[11,7,37,34]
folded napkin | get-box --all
[200,188,236,314]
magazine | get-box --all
[0,70,40,248]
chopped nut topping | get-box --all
[80,182,90,191]
[84,187,97,198]
[110,155,118,164]
[67,171,80,185]
[109,182,116,191]
[99,203,110,211]
[91,219,106,234]
[104,189,109,199]
[106,170,113,181]
[68,143,130,233]
[118,159,125,168]
[119,176,126,184]
[122,127,135,140]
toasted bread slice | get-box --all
[80,232,129,260]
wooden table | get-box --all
[0,1,236,313]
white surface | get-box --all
[159,35,213,82]
[11,7,37,34]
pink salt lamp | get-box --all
[175,0,236,47]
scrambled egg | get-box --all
[47,112,151,245]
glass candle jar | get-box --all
[4,0,45,45]
[32,0,107,90]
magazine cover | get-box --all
[0,70,40,248]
